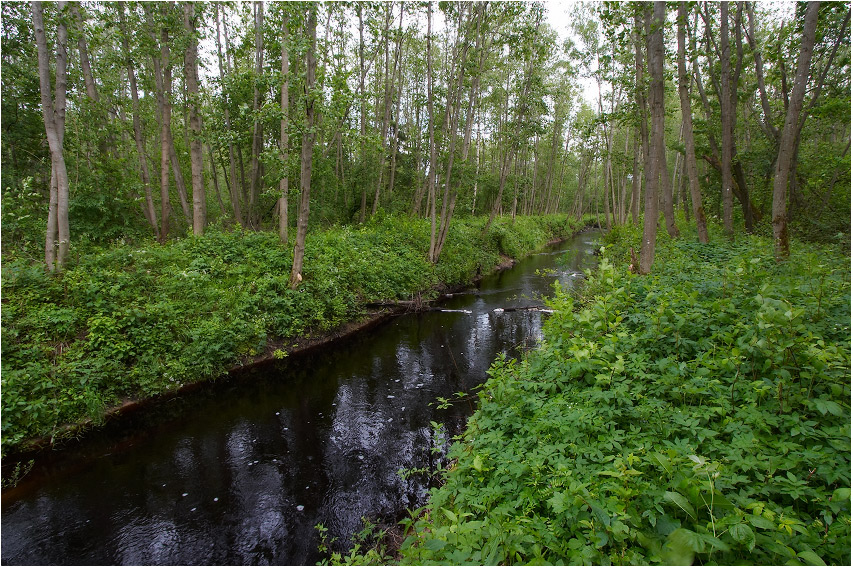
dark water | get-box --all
[1,231,600,565]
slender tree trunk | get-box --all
[431,6,470,263]
[119,2,158,235]
[425,2,437,254]
[279,11,290,244]
[207,144,227,217]
[371,4,394,216]
[215,4,244,225]
[745,3,779,143]
[168,135,191,223]
[158,23,172,242]
[387,3,405,197]
[639,2,664,274]
[719,1,735,237]
[248,1,265,229]
[33,0,70,271]
[677,2,709,243]
[290,6,317,288]
[358,6,368,223]
[630,130,640,225]
[184,2,205,235]
[434,3,486,262]
[69,3,98,103]
[773,1,820,260]
[634,9,650,232]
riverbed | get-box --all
[1,230,600,565]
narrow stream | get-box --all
[1,230,600,565]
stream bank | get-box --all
[2,216,599,466]
[1,230,602,565]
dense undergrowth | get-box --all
[1,214,595,456]
[386,220,851,565]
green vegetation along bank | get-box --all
[387,221,850,565]
[1,214,596,457]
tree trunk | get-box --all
[290,6,317,288]
[745,3,779,143]
[357,5,369,223]
[630,129,640,224]
[634,8,651,233]
[677,2,709,243]
[68,3,98,103]
[158,22,172,242]
[371,3,394,216]
[719,1,735,237]
[118,2,158,235]
[639,2,664,275]
[207,144,227,216]
[425,2,437,254]
[248,1,265,229]
[184,2,205,236]
[32,0,70,271]
[773,1,820,260]
[279,11,290,244]
[387,3,405,197]
[215,4,244,226]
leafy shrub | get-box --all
[399,221,850,565]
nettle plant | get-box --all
[399,230,850,565]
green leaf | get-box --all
[747,514,776,530]
[729,523,756,552]
[662,528,700,565]
[472,455,484,472]
[664,490,697,520]
[591,505,611,527]
[548,491,569,515]
[424,539,446,552]
[831,487,851,505]
[651,452,673,474]
[797,549,827,565]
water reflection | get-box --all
[1,231,600,565]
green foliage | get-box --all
[317,517,395,566]
[398,222,851,565]
[1,215,593,456]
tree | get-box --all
[31,0,70,271]
[638,1,664,275]
[248,0,264,229]
[719,1,735,237]
[279,7,290,244]
[772,2,821,260]
[183,1,205,235]
[290,5,317,288]
[214,3,244,226]
[677,2,709,243]
[118,2,159,235]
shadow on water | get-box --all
[1,230,601,565]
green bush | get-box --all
[399,221,850,565]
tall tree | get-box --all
[31,0,70,271]
[719,1,735,237]
[290,5,317,288]
[279,8,290,244]
[183,1,205,235]
[638,1,664,274]
[772,2,821,259]
[214,3,243,226]
[677,2,709,243]
[118,2,158,235]
[248,1,265,229]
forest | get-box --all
[1,0,851,565]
